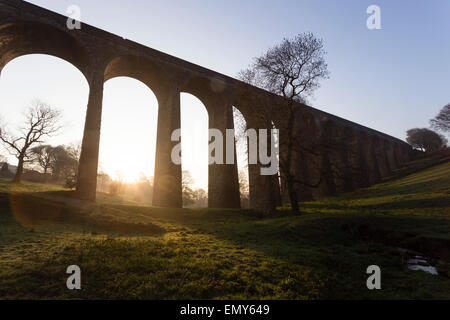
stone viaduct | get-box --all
[0,0,414,210]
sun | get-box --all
[101,159,147,183]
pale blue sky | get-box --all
[1,0,449,189]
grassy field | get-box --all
[0,161,449,300]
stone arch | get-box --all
[0,53,90,187]
[232,105,249,207]
[180,77,225,140]
[104,55,171,100]
[0,20,95,197]
[231,87,276,132]
[103,55,183,206]
[181,75,215,94]
[0,20,90,79]
[181,76,240,208]
[233,91,280,211]
[103,55,182,207]
[180,92,209,207]
[231,102,282,209]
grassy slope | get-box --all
[0,162,449,300]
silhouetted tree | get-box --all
[0,101,62,183]
[239,32,329,213]
[406,128,447,152]
[30,144,79,183]
[30,144,54,175]
[50,145,78,183]
[180,171,209,207]
[430,103,450,134]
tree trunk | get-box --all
[13,156,24,183]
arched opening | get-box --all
[180,93,209,208]
[181,76,240,208]
[0,53,89,186]
[232,106,249,208]
[99,77,158,204]
[233,94,281,210]
[269,120,282,206]
[103,55,172,205]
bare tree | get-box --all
[0,101,62,183]
[430,103,450,134]
[50,145,79,183]
[182,170,196,207]
[238,33,330,213]
[406,128,447,152]
[30,143,79,185]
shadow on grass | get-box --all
[189,212,450,299]
[1,190,450,299]
[0,191,166,237]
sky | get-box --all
[0,0,449,189]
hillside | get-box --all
[0,160,449,299]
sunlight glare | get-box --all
[100,77,158,183]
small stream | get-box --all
[398,248,439,276]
